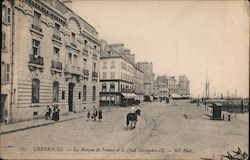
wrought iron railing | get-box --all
[121,88,135,93]
[51,60,62,70]
[83,48,88,54]
[31,24,42,32]
[70,42,77,48]
[53,34,61,41]
[92,72,98,78]
[83,69,89,76]
[29,54,44,65]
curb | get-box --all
[0,115,85,135]
[0,103,149,135]
[0,107,112,135]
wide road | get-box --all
[1,100,248,159]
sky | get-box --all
[72,0,249,98]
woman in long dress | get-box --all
[52,106,56,120]
[98,108,102,122]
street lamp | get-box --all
[126,92,128,107]
[109,90,111,110]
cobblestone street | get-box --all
[0,101,248,159]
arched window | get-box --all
[83,85,87,101]
[92,86,96,101]
[110,83,115,92]
[102,83,107,92]
[32,79,40,103]
[53,81,59,102]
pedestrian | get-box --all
[55,106,60,121]
[52,105,56,120]
[87,111,90,121]
[45,106,52,120]
[92,106,97,121]
[130,104,136,114]
[98,107,103,122]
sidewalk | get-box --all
[201,104,249,123]
[0,102,150,135]
[0,111,87,135]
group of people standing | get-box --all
[45,105,60,121]
[87,106,102,122]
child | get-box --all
[87,111,90,121]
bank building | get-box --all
[1,0,101,123]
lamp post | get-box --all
[109,89,111,110]
[126,92,128,107]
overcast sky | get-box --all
[72,0,249,98]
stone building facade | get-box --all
[133,66,144,102]
[168,76,178,94]
[155,75,181,99]
[1,0,101,123]
[1,0,13,123]
[136,62,155,96]
[178,75,190,96]
[155,75,169,100]
[100,41,143,106]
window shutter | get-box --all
[4,64,10,82]
[7,8,11,23]
[2,32,6,50]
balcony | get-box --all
[52,34,61,41]
[29,54,44,65]
[70,42,77,48]
[92,71,98,78]
[28,54,44,71]
[64,64,82,76]
[121,88,135,93]
[51,60,62,70]
[93,53,98,58]
[31,24,42,32]
[83,48,88,54]
[83,69,89,76]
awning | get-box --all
[135,94,144,101]
[121,93,137,99]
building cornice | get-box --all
[27,0,67,24]
[100,56,122,59]
[100,55,136,67]
[100,79,133,84]
[80,30,101,46]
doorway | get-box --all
[0,95,7,123]
[68,83,74,112]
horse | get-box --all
[126,109,141,130]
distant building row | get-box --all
[155,75,190,100]
[1,0,190,124]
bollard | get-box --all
[222,114,224,120]
[228,115,231,121]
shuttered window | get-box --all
[7,8,11,23]
[32,39,40,56]
[2,32,6,50]
[33,11,41,27]
[32,79,40,103]
[83,85,87,101]
[92,86,96,101]
[53,81,59,102]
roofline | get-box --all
[57,0,97,32]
